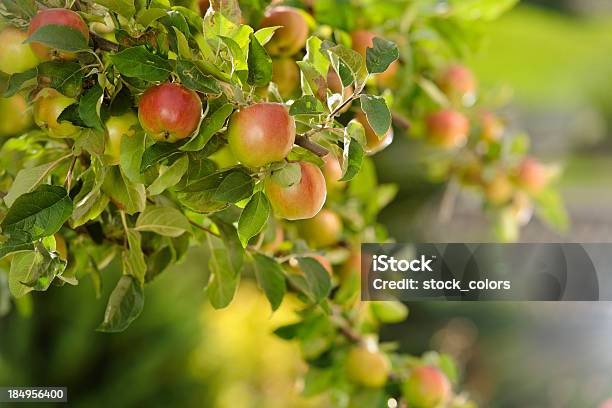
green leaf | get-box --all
[297,61,327,101]
[206,232,240,309]
[252,253,286,311]
[74,128,105,156]
[535,189,570,232]
[176,59,222,94]
[322,43,363,82]
[71,158,108,227]
[78,84,104,130]
[359,94,391,137]
[135,206,191,237]
[366,37,399,75]
[110,46,171,82]
[9,249,65,298]
[340,120,365,182]
[253,26,279,45]
[304,36,329,78]
[237,192,270,247]
[181,103,233,151]
[297,257,331,303]
[123,229,146,284]
[97,275,144,332]
[289,96,324,115]
[147,155,189,195]
[97,0,135,18]
[136,8,168,27]
[270,162,301,187]
[4,156,69,207]
[2,68,37,97]
[38,61,84,98]
[247,33,272,87]
[25,24,88,52]
[219,36,248,72]
[120,130,147,183]
[1,185,73,240]
[213,170,254,203]
[141,142,183,171]
[0,231,34,260]
[102,167,146,215]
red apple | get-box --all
[426,109,469,148]
[517,157,549,194]
[480,111,504,142]
[265,161,326,220]
[227,102,295,167]
[402,366,452,408]
[260,7,308,57]
[322,153,346,192]
[138,83,202,142]
[0,27,39,74]
[28,8,89,61]
[438,64,476,103]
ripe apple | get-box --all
[260,7,308,57]
[402,366,452,408]
[0,94,33,137]
[426,109,469,148]
[438,64,476,103]
[104,112,140,164]
[33,88,78,138]
[480,111,504,142]
[517,157,550,194]
[297,208,342,248]
[322,153,346,192]
[28,8,89,61]
[138,83,202,143]
[264,161,326,220]
[227,102,295,167]
[484,173,513,206]
[345,346,390,388]
[272,58,300,98]
[0,27,39,74]
[350,30,399,88]
[355,110,394,155]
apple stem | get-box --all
[90,31,124,52]
[295,135,329,157]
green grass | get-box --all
[469,5,612,106]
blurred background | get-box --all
[2,1,612,407]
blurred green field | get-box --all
[470,5,612,107]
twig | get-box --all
[189,219,221,237]
[90,31,124,52]
[295,135,329,157]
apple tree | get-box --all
[0,0,565,406]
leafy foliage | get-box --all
[0,0,563,406]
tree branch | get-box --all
[90,31,124,52]
[295,135,329,157]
